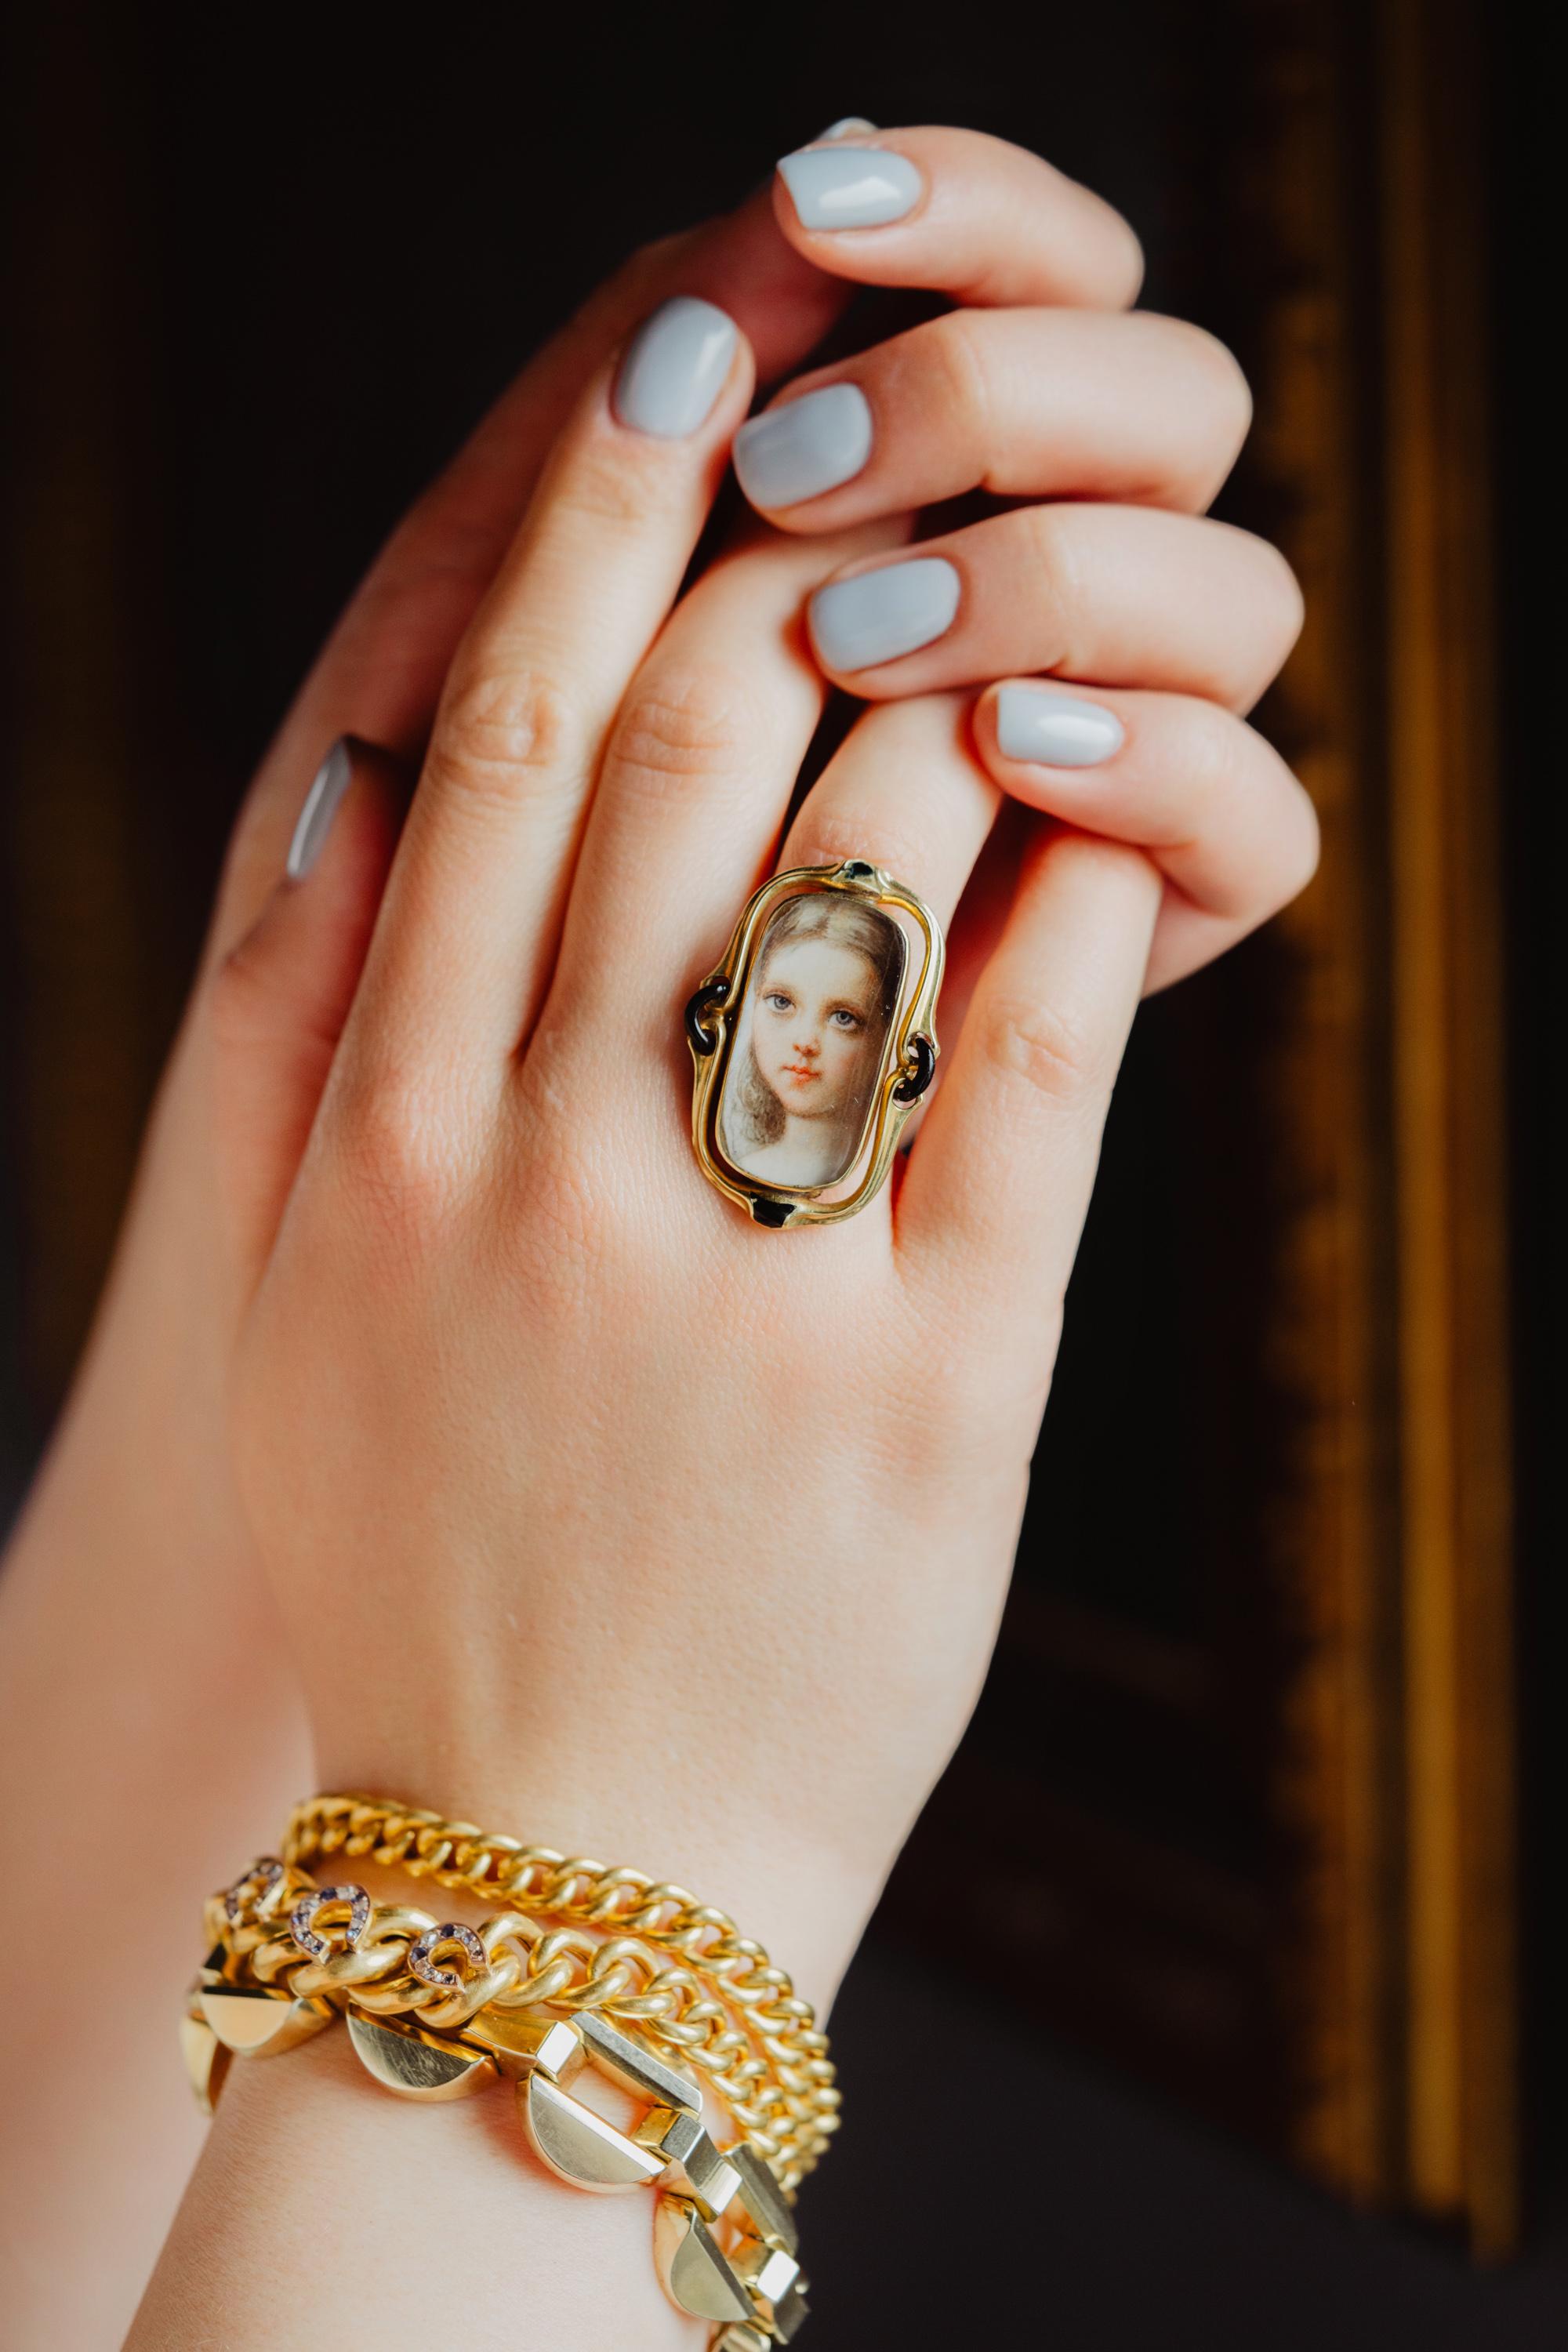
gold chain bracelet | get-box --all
[285,1791,838,2185]
[206,1862,822,2180]
[189,1843,815,2345]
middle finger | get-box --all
[733,307,1251,525]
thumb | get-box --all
[207,736,408,1287]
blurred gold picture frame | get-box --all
[684,859,943,1229]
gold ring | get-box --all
[684,860,942,1229]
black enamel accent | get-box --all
[750,1196,796,1228]
[840,859,874,880]
[892,1033,936,1104]
[684,975,731,1056]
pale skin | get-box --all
[739,933,887,1185]
[0,124,1312,2348]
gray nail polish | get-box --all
[809,558,961,672]
[818,116,877,138]
[286,739,352,880]
[613,297,739,438]
[733,383,873,509]
[995,688,1126,768]
[777,145,923,230]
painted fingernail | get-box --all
[286,739,352,880]
[808,558,961,672]
[818,116,877,138]
[733,383,873,509]
[995,688,1126,768]
[613,297,739,438]
[777,145,923,230]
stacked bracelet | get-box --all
[186,1802,829,2347]
[284,1791,837,2184]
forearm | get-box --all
[0,1097,311,2345]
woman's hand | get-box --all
[213,235,1305,2013]
[125,128,1309,2350]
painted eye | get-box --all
[829,1009,862,1030]
[764,992,792,1012]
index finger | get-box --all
[770,125,1144,310]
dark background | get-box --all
[2,0,1558,2342]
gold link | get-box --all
[179,1987,230,2115]
[652,2194,754,2325]
[732,2239,805,2329]
[345,2011,496,2102]
[728,2141,799,2256]
[519,2071,670,2193]
[495,2014,583,2078]
[770,2281,811,2345]
[197,1980,334,2059]
[575,2009,702,2116]
[633,2105,743,2220]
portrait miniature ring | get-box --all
[684,858,943,1229]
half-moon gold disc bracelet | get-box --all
[185,1794,834,2347]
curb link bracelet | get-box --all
[184,1798,833,2347]
[285,1791,838,2183]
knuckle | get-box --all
[1018,506,1085,670]
[604,666,758,797]
[978,991,1106,1106]
[207,928,282,1056]
[327,1064,470,1242]
[923,312,994,449]
[1174,697,1251,821]
[430,665,580,812]
[557,436,666,532]
[796,812,933,891]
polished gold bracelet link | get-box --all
[189,1901,810,2343]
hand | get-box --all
[212,191,1307,2016]
[127,129,1311,2352]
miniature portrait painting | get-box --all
[719,892,908,1191]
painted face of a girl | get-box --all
[751,937,882,1123]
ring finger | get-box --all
[804,503,1305,713]
[778,695,999,942]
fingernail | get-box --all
[995,688,1127,768]
[733,383,873,509]
[777,144,923,230]
[286,739,352,880]
[808,558,961,671]
[818,116,877,138]
[613,296,739,438]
